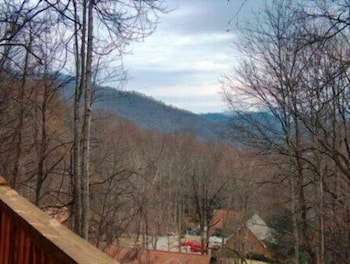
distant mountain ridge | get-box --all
[60,77,231,141]
[59,75,281,145]
[93,87,228,140]
[200,113,231,123]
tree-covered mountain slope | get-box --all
[61,80,229,141]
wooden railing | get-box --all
[0,177,118,264]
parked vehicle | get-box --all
[186,228,200,236]
[209,236,226,245]
[183,241,203,252]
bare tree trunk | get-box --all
[319,169,325,264]
[177,198,183,252]
[80,0,93,240]
[289,169,300,264]
[34,79,48,206]
[12,39,32,188]
[72,0,85,236]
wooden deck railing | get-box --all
[0,177,118,264]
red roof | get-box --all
[106,246,211,264]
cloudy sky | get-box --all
[123,0,264,114]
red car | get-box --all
[183,241,204,252]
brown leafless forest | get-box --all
[1,1,350,263]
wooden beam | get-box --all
[0,177,118,264]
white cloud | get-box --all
[122,0,265,113]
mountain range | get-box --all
[60,78,232,141]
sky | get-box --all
[122,0,264,114]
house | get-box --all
[226,213,274,259]
[106,246,211,264]
[210,210,274,260]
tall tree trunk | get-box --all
[81,0,93,240]
[13,37,32,188]
[289,167,300,264]
[319,168,325,264]
[72,0,85,236]
[34,80,48,206]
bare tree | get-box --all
[64,0,166,239]
[0,0,166,241]
[224,1,350,263]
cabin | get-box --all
[210,210,274,260]
[226,213,274,259]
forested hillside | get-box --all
[0,71,278,252]
[61,80,231,141]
